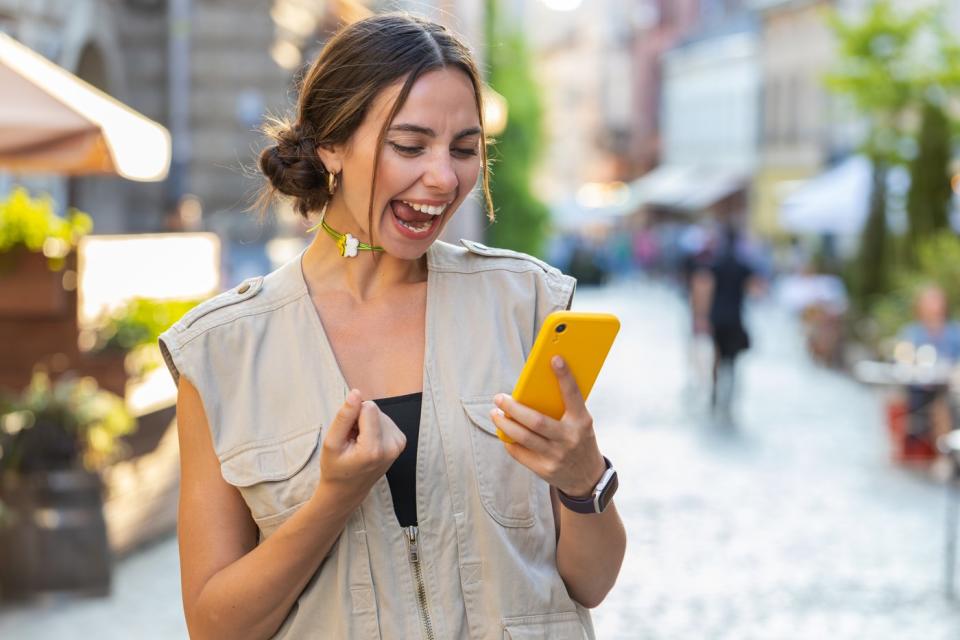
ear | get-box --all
[315,143,343,176]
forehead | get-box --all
[368,67,480,133]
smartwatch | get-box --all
[556,456,618,514]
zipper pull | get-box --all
[405,525,420,563]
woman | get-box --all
[159,14,625,639]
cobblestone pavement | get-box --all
[585,279,960,639]
[3,278,960,639]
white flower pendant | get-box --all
[342,233,359,258]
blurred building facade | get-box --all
[522,0,638,215]
[628,1,759,222]
[628,0,703,176]
[0,0,499,278]
[751,0,843,240]
[661,14,759,176]
[0,0,291,244]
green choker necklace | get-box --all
[306,219,384,258]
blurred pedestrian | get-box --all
[898,285,960,446]
[632,225,658,272]
[158,14,623,640]
[681,225,716,398]
[700,225,762,417]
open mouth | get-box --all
[389,200,449,238]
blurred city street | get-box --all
[5,0,960,638]
[3,278,960,639]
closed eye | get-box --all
[390,141,478,159]
[390,142,423,156]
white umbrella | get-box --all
[779,156,872,235]
[0,33,170,181]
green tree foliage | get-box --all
[825,1,928,164]
[826,0,960,309]
[825,1,930,307]
[855,164,893,306]
[905,99,952,259]
[483,0,549,257]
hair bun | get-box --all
[258,123,327,217]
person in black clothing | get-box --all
[703,225,759,416]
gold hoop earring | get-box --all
[327,170,338,197]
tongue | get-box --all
[392,200,434,223]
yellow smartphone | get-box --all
[497,311,620,444]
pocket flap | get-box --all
[219,426,320,487]
[461,394,537,528]
[461,396,498,437]
[503,611,586,639]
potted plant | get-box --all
[87,296,203,382]
[0,368,135,601]
[0,186,93,316]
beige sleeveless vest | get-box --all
[158,239,594,639]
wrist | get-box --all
[311,477,369,517]
[558,453,607,499]
[556,455,619,514]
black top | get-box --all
[709,252,754,329]
[372,391,422,528]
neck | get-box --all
[303,207,427,301]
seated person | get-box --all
[897,285,960,445]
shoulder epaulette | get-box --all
[459,239,554,273]
[177,275,265,330]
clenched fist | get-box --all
[317,389,406,500]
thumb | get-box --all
[325,389,362,446]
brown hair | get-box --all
[256,13,494,239]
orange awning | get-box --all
[0,33,170,182]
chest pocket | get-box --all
[219,425,322,537]
[461,396,537,528]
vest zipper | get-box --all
[404,525,436,640]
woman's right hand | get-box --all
[318,389,406,499]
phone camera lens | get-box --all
[556,323,567,333]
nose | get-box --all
[423,151,458,194]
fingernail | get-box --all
[552,356,563,369]
[490,408,499,419]
[494,393,504,406]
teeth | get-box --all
[401,200,447,216]
[396,217,433,232]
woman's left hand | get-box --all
[491,356,606,497]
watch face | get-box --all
[597,470,619,512]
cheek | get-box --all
[375,155,417,201]
[458,159,483,193]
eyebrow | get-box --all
[388,124,482,139]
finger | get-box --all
[389,430,408,459]
[502,440,546,478]
[324,389,363,446]
[355,400,383,450]
[491,408,550,453]
[551,356,588,419]
[380,414,407,457]
[494,393,563,441]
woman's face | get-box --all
[322,68,483,260]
